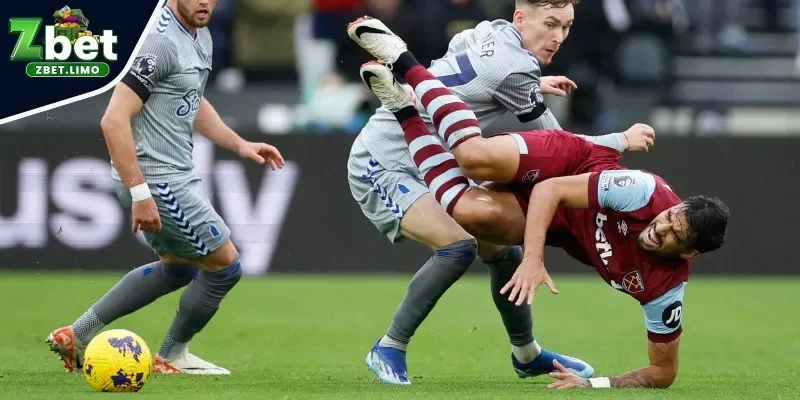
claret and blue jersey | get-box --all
[550,169,689,343]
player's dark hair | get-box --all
[684,195,730,253]
[516,0,581,8]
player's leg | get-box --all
[46,181,200,373]
[478,237,594,379]
[478,241,540,355]
[380,169,594,379]
[348,141,477,385]
[145,178,241,375]
[350,21,519,182]
[452,187,527,245]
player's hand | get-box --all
[499,257,559,306]
[623,123,656,152]
[548,360,591,389]
[540,76,577,97]
[237,141,286,170]
[131,197,162,233]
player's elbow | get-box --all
[100,111,128,139]
[653,366,678,389]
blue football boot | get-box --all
[365,340,410,385]
[512,348,595,379]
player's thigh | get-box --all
[399,193,473,249]
[451,185,526,245]
[114,177,234,270]
[454,135,519,182]
[113,179,171,257]
[149,178,235,269]
[347,149,471,249]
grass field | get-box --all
[0,272,798,399]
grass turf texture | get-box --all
[0,272,797,399]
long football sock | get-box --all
[482,246,540,362]
[158,258,243,360]
[393,51,482,149]
[381,239,478,350]
[73,261,198,345]
[394,107,470,215]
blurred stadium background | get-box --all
[1,0,799,397]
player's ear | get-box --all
[513,8,526,27]
[679,249,700,260]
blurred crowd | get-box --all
[205,0,799,134]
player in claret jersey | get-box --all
[501,169,730,389]
[358,48,729,390]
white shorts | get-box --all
[346,136,428,243]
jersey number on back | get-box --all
[439,52,477,88]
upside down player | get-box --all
[346,0,659,385]
[358,51,730,389]
[46,0,285,375]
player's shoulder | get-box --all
[636,169,682,213]
[593,169,658,212]
[141,9,181,54]
[472,19,541,76]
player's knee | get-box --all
[454,199,505,237]
[162,263,199,287]
[196,240,240,272]
[436,237,478,267]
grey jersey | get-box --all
[116,6,213,183]
[359,19,551,171]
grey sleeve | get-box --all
[492,72,548,122]
[121,33,179,102]
[526,109,627,152]
[578,133,628,152]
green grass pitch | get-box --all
[0,272,797,399]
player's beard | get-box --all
[192,10,212,27]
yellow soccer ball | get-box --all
[82,329,153,392]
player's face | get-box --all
[638,204,700,259]
[175,0,216,28]
[513,4,574,66]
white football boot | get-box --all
[153,348,230,375]
[347,16,408,66]
[359,61,413,113]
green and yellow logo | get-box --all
[9,5,118,78]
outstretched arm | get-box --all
[527,109,654,153]
[499,173,591,305]
[548,337,680,389]
[195,97,285,170]
[194,97,246,154]
[609,338,679,388]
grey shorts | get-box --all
[114,176,231,259]
[347,138,428,243]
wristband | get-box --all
[618,132,630,149]
[589,377,611,388]
[129,182,152,201]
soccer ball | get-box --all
[82,329,153,392]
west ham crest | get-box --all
[522,169,540,184]
[622,270,645,294]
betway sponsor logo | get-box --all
[595,212,612,266]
